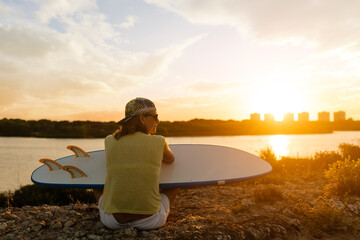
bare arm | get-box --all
[162,140,175,164]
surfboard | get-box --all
[31,144,272,189]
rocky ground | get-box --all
[1,172,360,240]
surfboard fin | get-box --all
[67,145,90,158]
[39,159,63,171]
[62,165,88,179]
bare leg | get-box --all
[92,188,103,202]
[160,188,180,206]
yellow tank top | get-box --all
[101,132,165,214]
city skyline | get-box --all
[1,1,360,122]
[250,111,347,122]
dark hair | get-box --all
[113,115,148,140]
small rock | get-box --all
[2,211,12,219]
[64,219,76,227]
[241,199,255,208]
[287,218,301,226]
[332,200,345,209]
[142,231,149,237]
[75,231,86,237]
[70,210,82,217]
[87,234,104,240]
[124,227,137,237]
[0,222,7,230]
[31,224,43,232]
[262,205,277,211]
[94,221,104,229]
[281,208,293,215]
[51,221,63,229]
[247,227,262,239]
[40,211,53,218]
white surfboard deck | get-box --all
[31,144,272,188]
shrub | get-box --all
[324,158,360,196]
[311,151,342,171]
[292,196,352,234]
[280,156,312,174]
[259,147,281,172]
[1,184,97,207]
[0,192,10,208]
[253,184,283,203]
[338,143,360,160]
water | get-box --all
[1,131,360,192]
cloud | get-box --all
[0,59,19,73]
[155,94,245,121]
[35,0,121,47]
[35,0,97,24]
[121,35,204,78]
[306,74,360,113]
[115,16,137,29]
[0,77,24,107]
[147,0,360,51]
[0,0,202,120]
[25,77,113,100]
[0,24,68,58]
[0,2,14,16]
[186,81,243,93]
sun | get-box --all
[250,81,307,121]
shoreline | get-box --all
[2,130,360,140]
[2,118,360,138]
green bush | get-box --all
[1,184,96,207]
[311,151,342,171]
[324,158,360,196]
[293,196,351,235]
[280,156,312,173]
[259,147,281,172]
[338,143,360,160]
[0,192,10,208]
[258,143,358,174]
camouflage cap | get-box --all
[117,97,156,125]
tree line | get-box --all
[0,118,359,138]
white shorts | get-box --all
[98,194,170,230]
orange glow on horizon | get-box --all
[250,80,307,121]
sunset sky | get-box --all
[1,0,360,122]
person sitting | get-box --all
[93,97,179,230]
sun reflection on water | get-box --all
[269,135,289,159]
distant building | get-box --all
[250,113,261,121]
[264,113,275,121]
[298,112,310,122]
[318,111,330,121]
[283,113,294,122]
[334,111,346,121]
